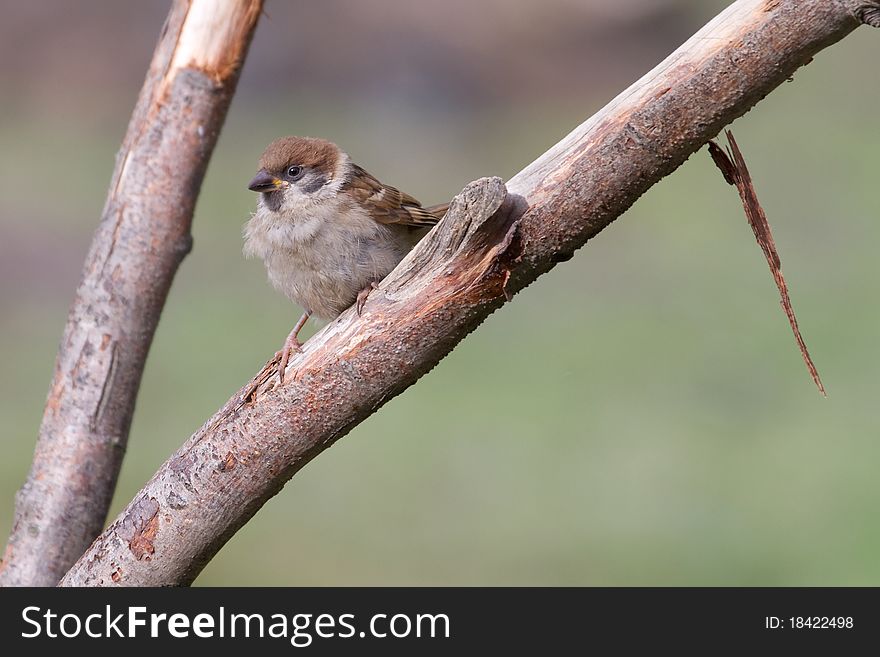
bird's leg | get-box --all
[278,311,310,383]
[356,281,379,316]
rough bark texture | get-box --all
[59,0,877,586]
[0,0,263,587]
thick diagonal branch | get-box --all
[60,0,877,586]
[0,0,263,587]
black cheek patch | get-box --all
[262,191,282,212]
[300,174,327,194]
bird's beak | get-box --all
[248,169,284,192]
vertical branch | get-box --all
[0,0,263,587]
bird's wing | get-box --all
[344,164,448,227]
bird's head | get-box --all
[248,136,344,212]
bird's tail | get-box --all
[425,202,450,219]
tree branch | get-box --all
[0,0,263,587]
[59,0,877,586]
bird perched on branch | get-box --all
[244,136,449,382]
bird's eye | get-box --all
[287,165,304,179]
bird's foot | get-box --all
[277,335,303,384]
[276,312,311,384]
[356,281,379,316]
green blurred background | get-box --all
[1,0,878,585]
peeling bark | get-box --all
[0,0,263,587]
[709,132,825,395]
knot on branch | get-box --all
[115,495,160,562]
[384,177,523,298]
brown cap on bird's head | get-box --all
[257,136,340,177]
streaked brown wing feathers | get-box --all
[345,164,446,227]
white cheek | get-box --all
[284,185,306,200]
[280,187,317,214]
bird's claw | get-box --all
[356,281,379,316]
[277,336,303,384]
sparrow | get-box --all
[244,136,449,381]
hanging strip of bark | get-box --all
[59,0,877,586]
[709,131,825,395]
[0,0,263,587]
